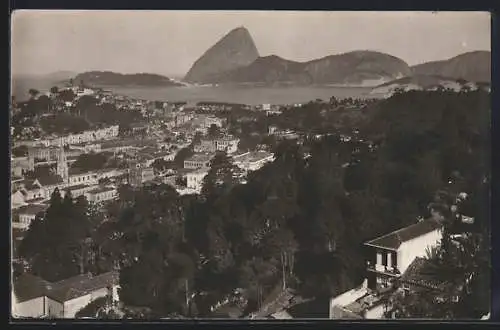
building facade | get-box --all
[12,272,120,319]
[364,219,442,290]
[186,168,210,192]
[184,153,215,170]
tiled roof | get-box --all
[185,153,215,162]
[47,271,119,303]
[23,179,41,190]
[65,184,92,191]
[398,257,448,291]
[365,219,442,250]
[13,271,119,304]
[36,174,64,187]
[86,187,116,194]
[68,168,95,175]
[13,274,51,303]
[17,204,49,216]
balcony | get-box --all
[366,262,401,277]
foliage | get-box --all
[18,90,489,318]
[207,124,221,139]
[39,114,90,134]
[71,153,109,172]
[173,147,194,169]
[19,190,97,281]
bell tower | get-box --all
[56,146,69,183]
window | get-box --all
[393,253,398,268]
[382,252,388,267]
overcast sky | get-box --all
[11,10,491,77]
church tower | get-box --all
[56,146,69,183]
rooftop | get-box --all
[188,167,210,175]
[13,271,119,304]
[47,271,119,303]
[24,197,47,204]
[86,186,116,194]
[22,179,41,190]
[398,257,449,291]
[12,274,52,303]
[233,151,274,164]
[364,219,442,250]
[185,153,215,163]
[66,184,91,191]
[36,174,64,187]
[16,204,49,216]
[69,167,95,176]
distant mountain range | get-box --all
[184,26,491,88]
[11,26,491,95]
[207,51,411,87]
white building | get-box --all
[61,184,97,199]
[184,153,215,170]
[233,151,275,173]
[194,137,239,154]
[12,204,49,230]
[364,218,443,289]
[85,187,118,204]
[328,218,443,320]
[12,271,120,319]
[186,168,210,192]
[39,125,119,147]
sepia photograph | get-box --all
[10,10,491,320]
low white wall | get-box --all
[365,303,385,319]
[329,279,368,318]
[14,297,45,318]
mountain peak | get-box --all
[184,27,260,83]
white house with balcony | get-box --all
[364,218,442,290]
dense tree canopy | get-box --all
[16,90,490,319]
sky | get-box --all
[11,10,491,77]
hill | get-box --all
[196,48,411,87]
[11,72,76,101]
[72,71,185,87]
[184,26,260,84]
[304,51,411,86]
[212,55,312,85]
[411,51,491,83]
[370,74,491,97]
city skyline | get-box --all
[11,10,491,77]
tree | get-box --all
[37,95,52,113]
[173,147,194,169]
[50,86,59,95]
[238,257,278,310]
[58,89,76,103]
[207,124,221,139]
[201,151,241,198]
[28,88,40,99]
[18,189,98,281]
[71,153,109,172]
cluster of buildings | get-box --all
[179,150,274,194]
[14,125,119,149]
